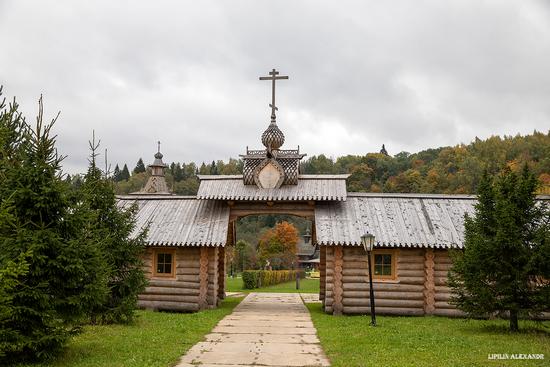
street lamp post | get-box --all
[297,228,312,290]
[361,232,377,326]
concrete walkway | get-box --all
[176,293,330,367]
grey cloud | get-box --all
[0,0,549,173]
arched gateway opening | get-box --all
[117,69,476,317]
[197,173,348,312]
[231,213,315,275]
[228,202,316,279]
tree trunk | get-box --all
[510,309,519,332]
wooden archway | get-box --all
[224,200,322,301]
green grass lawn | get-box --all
[17,297,242,367]
[307,303,550,367]
[226,276,320,293]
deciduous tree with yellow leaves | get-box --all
[257,221,299,270]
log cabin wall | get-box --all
[138,246,221,312]
[324,246,335,314]
[333,246,344,315]
[319,245,326,303]
[323,246,460,316]
[433,249,464,317]
[207,247,219,309]
[199,247,209,309]
[338,247,424,316]
[423,249,436,314]
[217,246,226,305]
[389,248,426,316]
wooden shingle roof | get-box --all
[314,193,476,249]
[117,196,230,247]
[196,174,349,201]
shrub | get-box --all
[309,271,320,278]
[241,270,304,289]
[242,271,259,289]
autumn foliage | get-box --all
[301,132,550,195]
[257,221,299,269]
[111,131,550,196]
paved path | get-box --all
[299,293,321,303]
[176,293,330,367]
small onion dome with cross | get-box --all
[133,141,171,195]
[259,68,288,156]
[150,142,168,177]
[261,121,285,154]
[240,68,305,188]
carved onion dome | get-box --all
[151,151,165,170]
[132,141,171,195]
[148,141,168,177]
[261,121,285,153]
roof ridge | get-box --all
[197,174,350,181]
[347,192,477,199]
[117,195,198,200]
[347,192,550,200]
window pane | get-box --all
[156,252,174,274]
[372,253,393,277]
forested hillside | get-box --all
[109,131,550,195]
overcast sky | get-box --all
[1,0,549,174]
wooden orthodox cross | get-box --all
[259,68,288,121]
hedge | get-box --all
[241,270,305,289]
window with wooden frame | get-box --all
[153,249,176,278]
[371,250,397,280]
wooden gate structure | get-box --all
[118,182,476,316]
[117,69,548,316]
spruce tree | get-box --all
[210,160,218,174]
[449,167,550,331]
[0,87,26,180]
[0,94,108,361]
[133,158,146,174]
[0,249,31,360]
[113,164,121,182]
[199,162,208,175]
[121,164,130,180]
[0,90,33,357]
[169,162,176,176]
[174,162,184,181]
[74,175,83,188]
[81,137,147,324]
